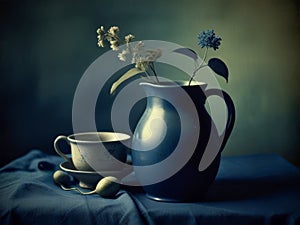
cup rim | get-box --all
[67,131,131,144]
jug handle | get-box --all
[204,88,236,152]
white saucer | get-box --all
[59,161,135,189]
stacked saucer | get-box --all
[60,159,134,189]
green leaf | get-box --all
[110,67,144,94]
[173,48,198,60]
[208,58,229,82]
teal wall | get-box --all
[1,0,299,166]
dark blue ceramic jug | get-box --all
[131,81,235,202]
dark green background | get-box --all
[1,0,299,167]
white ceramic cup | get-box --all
[54,132,130,171]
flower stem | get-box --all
[189,47,208,85]
[140,75,153,82]
[149,62,159,83]
[144,70,154,82]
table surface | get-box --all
[0,150,300,225]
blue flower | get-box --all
[198,29,222,50]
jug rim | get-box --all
[139,80,207,88]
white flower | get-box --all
[110,44,119,51]
[96,26,105,34]
[118,50,128,61]
[125,34,135,43]
[109,40,119,51]
[133,41,144,51]
[109,40,118,45]
[131,52,137,63]
[146,49,162,61]
[131,41,145,63]
[108,26,119,36]
[135,59,147,71]
[98,40,105,47]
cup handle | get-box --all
[54,135,72,164]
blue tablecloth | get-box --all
[0,150,300,225]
